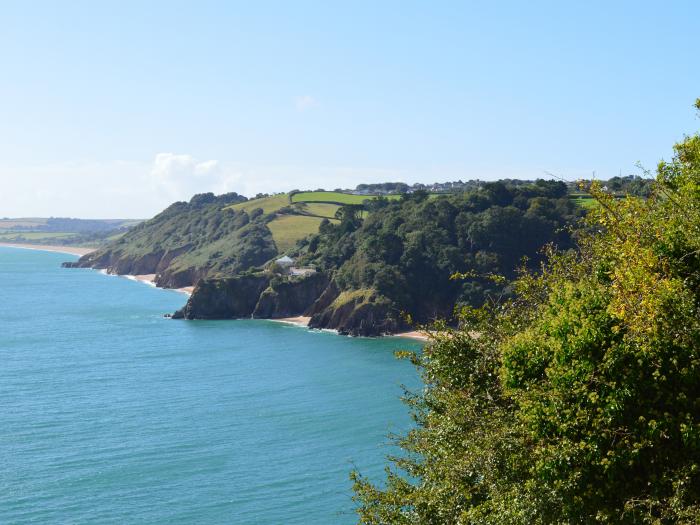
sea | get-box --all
[0,247,421,524]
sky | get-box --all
[1,1,699,219]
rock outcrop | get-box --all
[171,273,405,336]
[173,272,332,321]
[172,274,271,319]
[308,288,408,336]
[252,272,330,318]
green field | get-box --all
[226,191,454,254]
[295,202,341,218]
[0,232,77,242]
[0,218,48,229]
[291,191,392,205]
[267,215,333,252]
[227,194,290,214]
[570,195,600,210]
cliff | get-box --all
[172,274,271,319]
[252,272,330,318]
[173,272,408,336]
[173,272,332,321]
[307,288,408,336]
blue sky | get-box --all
[1,1,698,218]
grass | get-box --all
[227,191,456,255]
[330,288,374,308]
[570,195,600,210]
[296,202,341,218]
[227,194,290,214]
[291,191,395,205]
[0,218,48,229]
[267,215,332,252]
[0,232,77,241]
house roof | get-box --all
[276,255,294,264]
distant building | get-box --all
[275,255,294,267]
[290,267,316,277]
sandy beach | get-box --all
[0,242,95,257]
[0,244,195,294]
[271,316,429,341]
[393,330,430,342]
[126,273,193,295]
[0,246,427,331]
[272,316,311,327]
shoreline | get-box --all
[269,316,429,341]
[0,242,96,257]
[119,273,193,296]
[2,245,424,336]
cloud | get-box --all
[294,95,318,112]
[149,153,226,200]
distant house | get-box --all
[290,267,316,277]
[275,255,294,267]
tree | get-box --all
[352,101,700,523]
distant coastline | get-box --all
[0,245,194,296]
[0,242,96,257]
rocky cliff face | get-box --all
[171,273,405,336]
[307,288,408,336]
[173,272,331,321]
[172,274,271,319]
[62,245,198,287]
[252,272,330,318]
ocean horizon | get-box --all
[0,247,421,524]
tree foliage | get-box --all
[299,180,580,324]
[352,102,700,523]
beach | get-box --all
[272,316,429,341]
[124,273,193,295]
[273,316,312,327]
[0,244,422,332]
[0,242,95,257]
[0,246,193,296]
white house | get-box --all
[275,255,294,267]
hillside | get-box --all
[175,181,584,335]
[0,217,139,247]
[64,181,622,335]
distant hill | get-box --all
[0,217,140,247]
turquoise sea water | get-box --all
[0,247,421,524]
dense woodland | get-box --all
[350,102,700,523]
[297,180,582,325]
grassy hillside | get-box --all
[226,194,344,253]
[0,232,76,242]
[0,217,138,247]
[227,194,289,214]
[70,192,279,287]
[267,215,330,252]
[291,191,398,205]
[0,218,48,229]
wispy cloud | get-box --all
[294,95,318,112]
[150,153,224,200]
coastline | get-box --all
[1,245,424,335]
[270,316,429,341]
[0,242,96,257]
[392,330,430,342]
[123,273,193,296]
[0,247,195,297]
[272,316,312,327]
